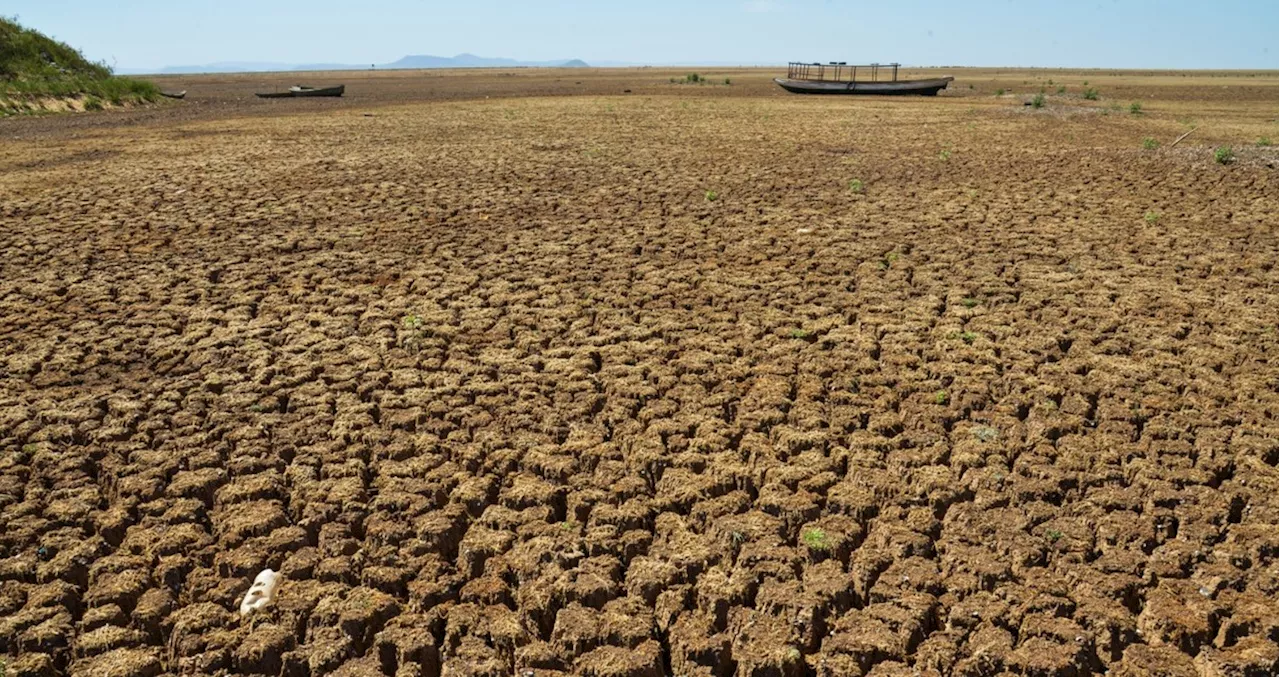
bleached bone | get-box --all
[239,569,281,616]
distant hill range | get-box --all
[119,54,590,75]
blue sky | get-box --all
[10,0,1278,70]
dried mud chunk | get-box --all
[694,565,757,629]
[457,525,514,578]
[551,598,653,660]
[309,586,401,654]
[669,612,732,676]
[729,610,805,677]
[1137,580,1220,654]
[1006,634,1096,676]
[216,500,290,546]
[574,639,664,677]
[868,556,944,602]
[165,601,231,661]
[953,623,1015,676]
[18,609,73,654]
[301,625,356,675]
[166,467,227,504]
[625,556,683,605]
[68,647,163,677]
[79,603,127,632]
[375,615,441,675]
[73,624,147,658]
[1109,643,1198,677]
[441,635,506,677]
[234,623,297,675]
[8,652,56,677]
[1194,637,1278,677]
[131,587,175,638]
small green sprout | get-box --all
[704,190,719,202]
[1129,101,1143,115]
[801,527,830,551]
[1142,137,1159,150]
[1046,529,1064,542]
[962,297,980,308]
[848,178,864,193]
[1214,146,1234,165]
[960,331,978,344]
[935,390,950,405]
[1082,88,1099,100]
[1144,211,1161,224]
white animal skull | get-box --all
[240,569,281,616]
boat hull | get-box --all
[255,85,345,99]
[774,77,952,96]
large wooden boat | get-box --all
[774,62,952,96]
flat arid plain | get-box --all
[0,67,1276,676]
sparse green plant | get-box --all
[960,331,978,344]
[724,77,731,85]
[995,88,1005,96]
[848,178,864,193]
[1082,88,1099,100]
[1142,137,1159,150]
[789,329,811,340]
[1256,136,1272,147]
[935,390,950,405]
[1128,101,1143,115]
[938,147,953,161]
[1046,529,1064,542]
[1046,79,1054,85]
[560,520,578,531]
[1144,211,1161,224]
[1214,146,1235,165]
[686,73,701,83]
[801,527,830,551]
[82,95,103,111]
[730,530,747,548]
[1030,93,1045,109]
[1056,86,1066,94]
[965,188,978,199]
[704,190,719,202]
[1082,80,1088,86]
[962,297,980,308]
[402,314,423,330]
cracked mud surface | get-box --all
[0,68,1277,676]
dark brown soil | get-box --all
[0,67,1276,676]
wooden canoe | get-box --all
[290,85,344,97]
[774,76,953,96]
[159,90,186,99]
[254,85,345,99]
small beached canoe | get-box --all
[159,90,186,99]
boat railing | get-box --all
[786,62,900,83]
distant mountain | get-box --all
[122,54,590,75]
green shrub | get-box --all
[1056,86,1066,94]
[1129,101,1143,115]
[848,178,864,193]
[1031,93,1045,109]
[1256,136,1272,147]
[1082,88,1099,100]
[1142,137,1159,150]
[723,77,731,85]
[685,73,700,83]
[1144,211,1160,224]
[82,95,103,111]
[995,88,1005,96]
[0,17,160,109]
[704,189,719,201]
[1214,146,1234,164]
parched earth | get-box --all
[0,69,1276,676]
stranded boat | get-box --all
[774,62,952,96]
[255,85,345,99]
